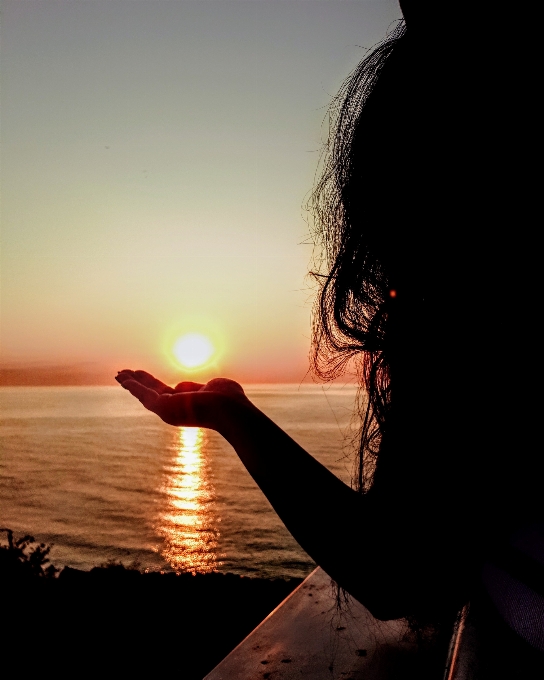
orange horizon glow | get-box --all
[2,3,399,385]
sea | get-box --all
[0,384,360,579]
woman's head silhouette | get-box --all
[311,5,541,636]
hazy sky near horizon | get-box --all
[1,0,401,382]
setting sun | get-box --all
[173,334,215,369]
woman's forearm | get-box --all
[116,372,409,619]
[216,397,405,617]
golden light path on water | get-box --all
[157,427,222,574]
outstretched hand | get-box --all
[116,370,370,614]
[115,370,249,430]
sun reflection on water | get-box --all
[157,427,221,573]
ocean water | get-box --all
[0,384,359,579]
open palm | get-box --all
[115,370,248,429]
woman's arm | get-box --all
[116,370,407,619]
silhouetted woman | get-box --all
[117,2,543,677]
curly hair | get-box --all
[310,7,542,546]
[310,22,407,492]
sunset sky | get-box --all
[1,0,401,384]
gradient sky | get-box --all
[1,0,401,383]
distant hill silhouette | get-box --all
[0,363,114,386]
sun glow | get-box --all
[173,333,215,369]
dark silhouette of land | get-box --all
[1,529,302,678]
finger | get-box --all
[120,379,160,412]
[116,369,174,394]
[174,381,205,393]
[203,378,247,399]
[116,373,133,387]
[116,370,139,386]
[132,370,176,394]
[116,369,135,380]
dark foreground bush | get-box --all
[1,530,302,678]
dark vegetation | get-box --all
[1,528,302,678]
